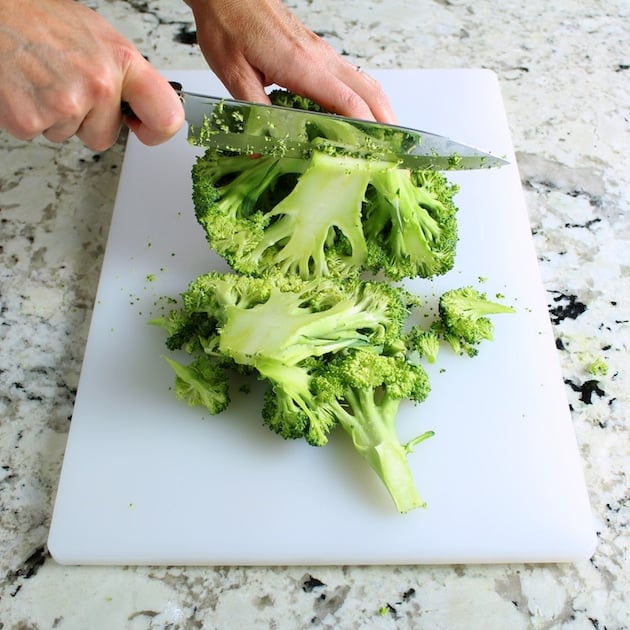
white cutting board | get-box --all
[48,69,595,565]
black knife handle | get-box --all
[120,80,183,118]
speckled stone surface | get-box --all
[1,1,628,628]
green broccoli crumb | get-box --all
[378,604,396,616]
[587,358,608,376]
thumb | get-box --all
[122,59,185,145]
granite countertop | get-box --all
[1,1,628,628]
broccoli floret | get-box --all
[436,286,515,356]
[193,148,459,280]
[363,169,459,280]
[163,355,230,414]
[191,91,460,281]
[260,358,337,447]
[312,350,433,513]
[407,327,441,364]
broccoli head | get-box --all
[154,272,434,510]
[191,90,460,281]
[153,272,420,444]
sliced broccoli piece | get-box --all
[268,89,324,112]
[436,286,515,356]
[163,355,230,414]
[407,327,441,364]
[363,168,459,280]
[192,148,459,281]
[312,350,432,513]
[178,272,414,367]
[191,89,460,281]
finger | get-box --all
[42,118,83,144]
[121,59,185,146]
[204,53,272,105]
[76,107,123,151]
[268,55,376,121]
[75,79,125,151]
[221,72,272,105]
[336,62,398,124]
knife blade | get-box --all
[124,81,508,170]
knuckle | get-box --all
[88,70,118,104]
[53,90,85,120]
[11,113,46,140]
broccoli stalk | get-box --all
[313,351,432,513]
[246,151,391,278]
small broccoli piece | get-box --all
[260,358,337,447]
[268,89,324,113]
[163,355,230,414]
[587,357,608,376]
[312,350,432,513]
[407,327,441,364]
[437,286,515,356]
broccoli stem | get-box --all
[251,151,388,278]
[369,169,443,263]
[334,389,426,513]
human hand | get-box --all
[185,0,397,123]
[0,0,184,150]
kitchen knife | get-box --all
[123,81,508,170]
